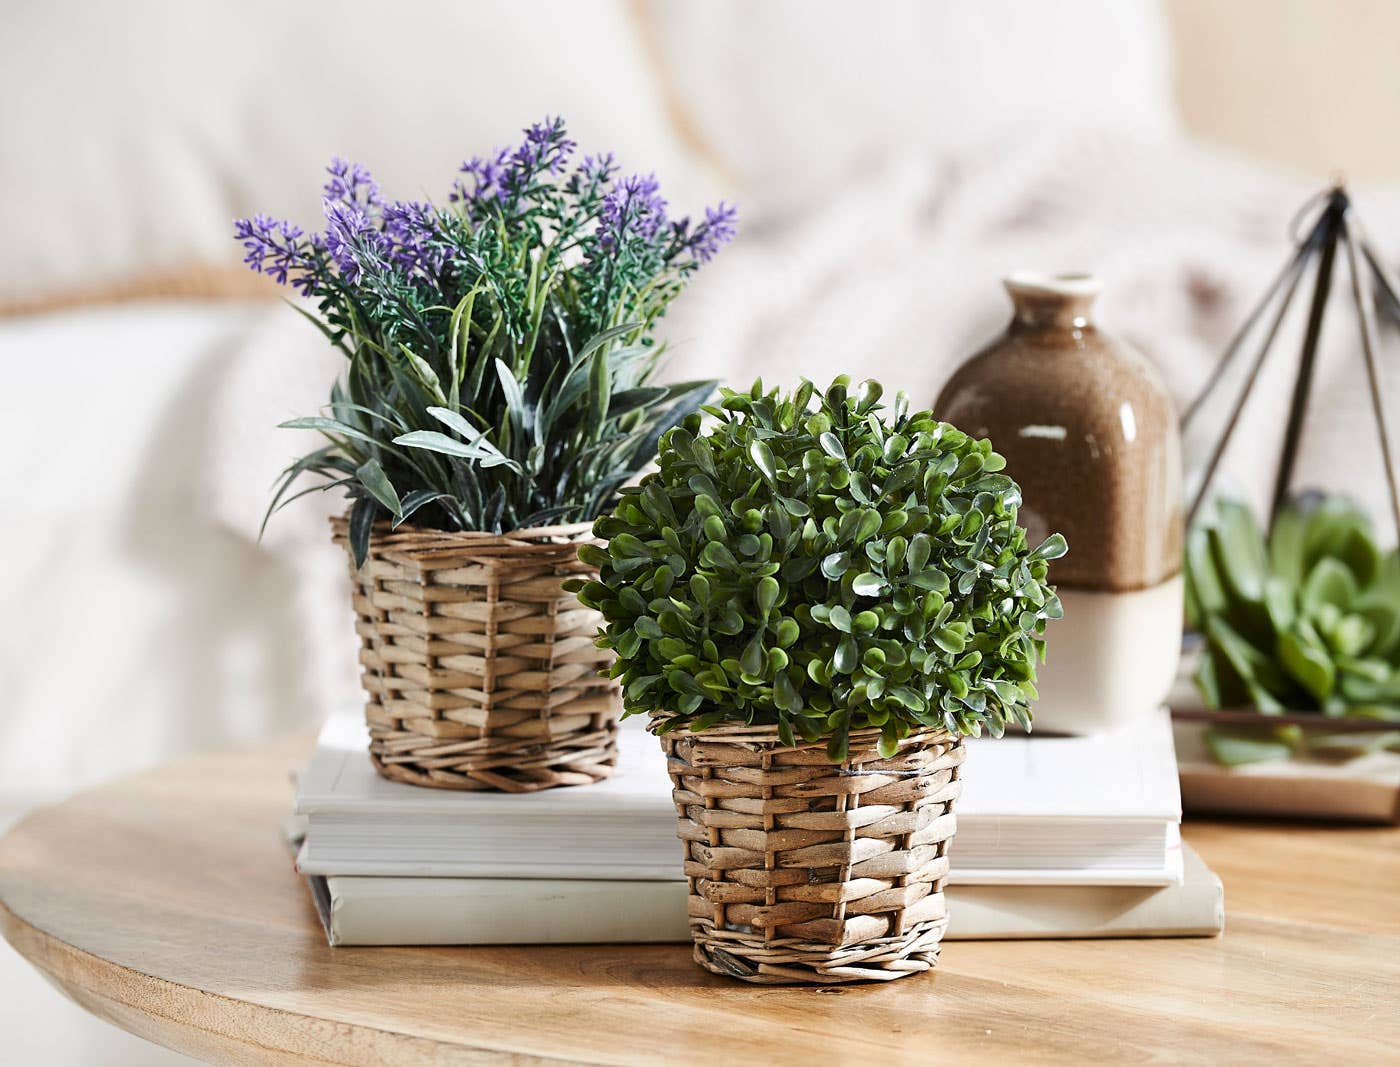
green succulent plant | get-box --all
[1185,494,1400,764]
[570,377,1067,761]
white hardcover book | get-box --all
[305,846,1220,946]
[296,709,1182,886]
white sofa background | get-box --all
[3,0,1398,809]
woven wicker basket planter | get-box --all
[656,720,964,984]
[331,517,619,793]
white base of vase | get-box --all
[1031,575,1183,736]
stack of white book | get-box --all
[293,709,1222,945]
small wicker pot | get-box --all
[656,720,964,984]
[331,517,619,792]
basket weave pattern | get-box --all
[657,721,964,984]
[332,518,619,792]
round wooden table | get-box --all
[1,738,1398,1065]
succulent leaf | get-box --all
[1205,724,1299,766]
[1277,629,1335,702]
[1301,558,1357,616]
[1267,502,1308,588]
[1211,499,1269,602]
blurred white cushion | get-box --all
[0,303,358,798]
[645,0,1178,214]
[1,0,718,302]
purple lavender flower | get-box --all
[578,152,617,184]
[323,156,382,209]
[596,172,668,253]
[233,214,319,291]
[234,116,736,333]
[457,118,578,213]
[452,146,511,205]
[511,116,576,178]
[382,199,447,276]
[675,201,739,264]
[565,152,618,201]
[321,198,385,283]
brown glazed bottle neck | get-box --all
[1004,272,1101,331]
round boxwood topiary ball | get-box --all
[572,376,1066,760]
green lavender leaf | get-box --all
[355,459,402,518]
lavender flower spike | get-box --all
[233,214,316,289]
[321,198,384,283]
[578,152,617,185]
[680,201,739,264]
[514,115,576,176]
[596,172,668,252]
[453,146,511,205]
[382,199,446,276]
[455,119,578,215]
[324,156,382,209]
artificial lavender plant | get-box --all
[235,117,736,564]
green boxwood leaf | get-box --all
[833,635,858,673]
[756,576,780,616]
[774,670,802,713]
[819,431,846,461]
[749,439,779,482]
[1029,532,1068,562]
[852,572,885,597]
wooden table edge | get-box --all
[4,738,1398,1064]
[0,894,586,1066]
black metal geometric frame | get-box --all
[1183,185,1400,537]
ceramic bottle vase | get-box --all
[934,273,1182,734]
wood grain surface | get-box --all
[1,737,1397,1065]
